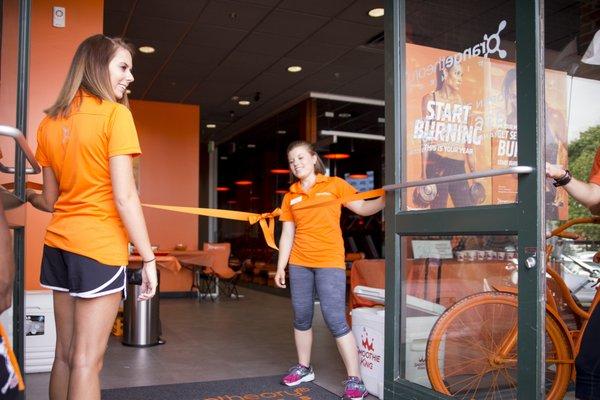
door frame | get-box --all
[383,0,546,398]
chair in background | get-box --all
[203,243,242,300]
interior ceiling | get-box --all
[103,0,386,143]
[104,0,588,144]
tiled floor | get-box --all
[24,287,578,399]
[25,288,357,399]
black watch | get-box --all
[553,169,572,187]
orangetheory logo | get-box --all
[204,387,313,400]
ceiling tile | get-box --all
[331,47,383,70]
[104,11,128,37]
[160,60,212,81]
[255,9,328,39]
[184,24,248,48]
[136,0,208,22]
[105,0,136,13]
[171,45,229,65]
[286,40,351,63]
[310,63,371,85]
[278,0,353,17]
[197,0,272,31]
[311,20,382,46]
[238,32,303,57]
[126,15,190,42]
[337,0,385,27]
[187,81,243,104]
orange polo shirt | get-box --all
[35,92,141,266]
[280,174,357,269]
[589,148,600,186]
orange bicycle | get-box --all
[425,216,600,399]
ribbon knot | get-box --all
[248,208,281,250]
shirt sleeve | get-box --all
[589,147,600,186]
[35,119,51,167]
[108,105,141,158]
[279,193,294,222]
[336,177,358,199]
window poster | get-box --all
[405,41,568,219]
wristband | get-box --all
[553,169,572,187]
[142,258,156,264]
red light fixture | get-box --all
[275,189,288,194]
[348,174,368,179]
[234,180,253,186]
[270,169,290,174]
[216,186,230,192]
[324,153,350,160]
[227,200,238,204]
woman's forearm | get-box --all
[276,224,295,270]
[27,192,53,212]
[114,193,154,261]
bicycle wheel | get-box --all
[426,291,572,399]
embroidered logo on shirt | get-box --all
[290,196,303,206]
[61,125,70,145]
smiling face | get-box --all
[288,145,317,181]
[108,47,134,100]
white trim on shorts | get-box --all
[69,266,126,299]
[40,284,69,292]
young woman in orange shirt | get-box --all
[27,35,157,400]
[275,140,385,400]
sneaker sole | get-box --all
[282,372,315,387]
[342,393,368,400]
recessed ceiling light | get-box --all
[287,65,302,73]
[206,123,216,128]
[276,130,287,135]
[138,46,155,54]
[220,156,228,160]
[368,8,384,18]
[238,100,251,106]
[377,117,386,123]
[338,112,352,118]
[247,144,256,148]
[325,111,335,118]
[126,89,131,95]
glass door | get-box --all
[384,0,547,398]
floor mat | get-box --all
[102,375,340,400]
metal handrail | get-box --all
[0,124,41,174]
[382,166,534,191]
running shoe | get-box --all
[281,364,315,386]
[342,376,368,400]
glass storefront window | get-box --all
[399,234,520,395]
[405,1,517,211]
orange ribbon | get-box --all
[143,188,384,250]
[142,204,281,250]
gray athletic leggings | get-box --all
[289,264,351,338]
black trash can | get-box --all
[122,268,163,347]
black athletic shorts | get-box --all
[40,245,126,298]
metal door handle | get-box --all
[0,125,41,174]
[383,166,533,191]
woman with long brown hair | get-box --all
[27,34,157,400]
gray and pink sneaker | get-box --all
[281,364,315,386]
[342,376,368,400]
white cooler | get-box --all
[25,290,56,373]
[352,286,445,399]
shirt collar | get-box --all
[289,174,329,194]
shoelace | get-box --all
[288,364,308,374]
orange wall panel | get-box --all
[130,100,200,292]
